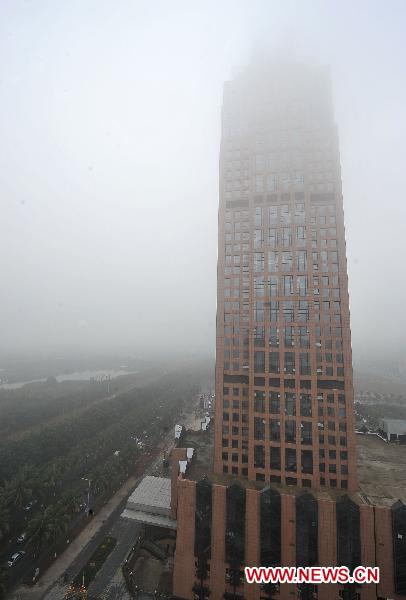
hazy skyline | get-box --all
[0,0,405,360]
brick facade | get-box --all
[172,479,404,599]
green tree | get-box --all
[26,508,53,557]
[5,467,36,508]
[42,463,63,497]
[60,491,81,515]
[0,565,9,599]
[0,499,11,542]
[46,504,71,544]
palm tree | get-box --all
[0,565,9,600]
[0,500,10,542]
[46,504,71,544]
[42,463,63,495]
[5,469,34,508]
[26,508,53,557]
[60,491,81,515]
[87,470,102,496]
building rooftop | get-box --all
[378,418,406,435]
[126,475,172,515]
[122,476,176,529]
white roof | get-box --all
[380,419,406,435]
[126,476,171,516]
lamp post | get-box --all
[81,477,91,512]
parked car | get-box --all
[16,532,27,544]
[7,551,26,567]
[24,499,37,511]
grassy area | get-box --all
[74,536,116,588]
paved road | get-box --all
[88,519,140,597]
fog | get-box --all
[0,0,405,364]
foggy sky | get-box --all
[0,0,405,360]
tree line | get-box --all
[0,368,200,597]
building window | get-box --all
[269,352,280,374]
[285,420,296,443]
[284,352,295,374]
[254,351,265,373]
[269,391,280,413]
[254,417,265,441]
[285,449,297,472]
[285,393,296,416]
[270,446,281,470]
[254,445,265,468]
[270,419,280,442]
[301,450,313,474]
[301,421,312,445]
[300,394,312,417]
[299,353,311,375]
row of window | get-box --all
[221,436,348,461]
[226,204,335,226]
[223,387,346,401]
[221,463,349,490]
[224,399,346,420]
[224,227,337,245]
[251,249,339,273]
[225,181,336,199]
[251,351,345,376]
[251,325,343,348]
[222,426,348,448]
[224,127,333,152]
[222,447,347,473]
[226,151,331,173]
[224,202,336,224]
[225,274,340,293]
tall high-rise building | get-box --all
[169,60,406,600]
[213,60,357,491]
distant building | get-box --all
[379,418,406,443]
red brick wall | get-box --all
[360,504,377,600]
[173,479,196,599]
[317,498,340,600]
[172,478,398,599]
[375,506,397,600]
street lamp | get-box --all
[81,478,91,511]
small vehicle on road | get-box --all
[24,499,37,511]
[17,532,27,544]
[7,551,26,567]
